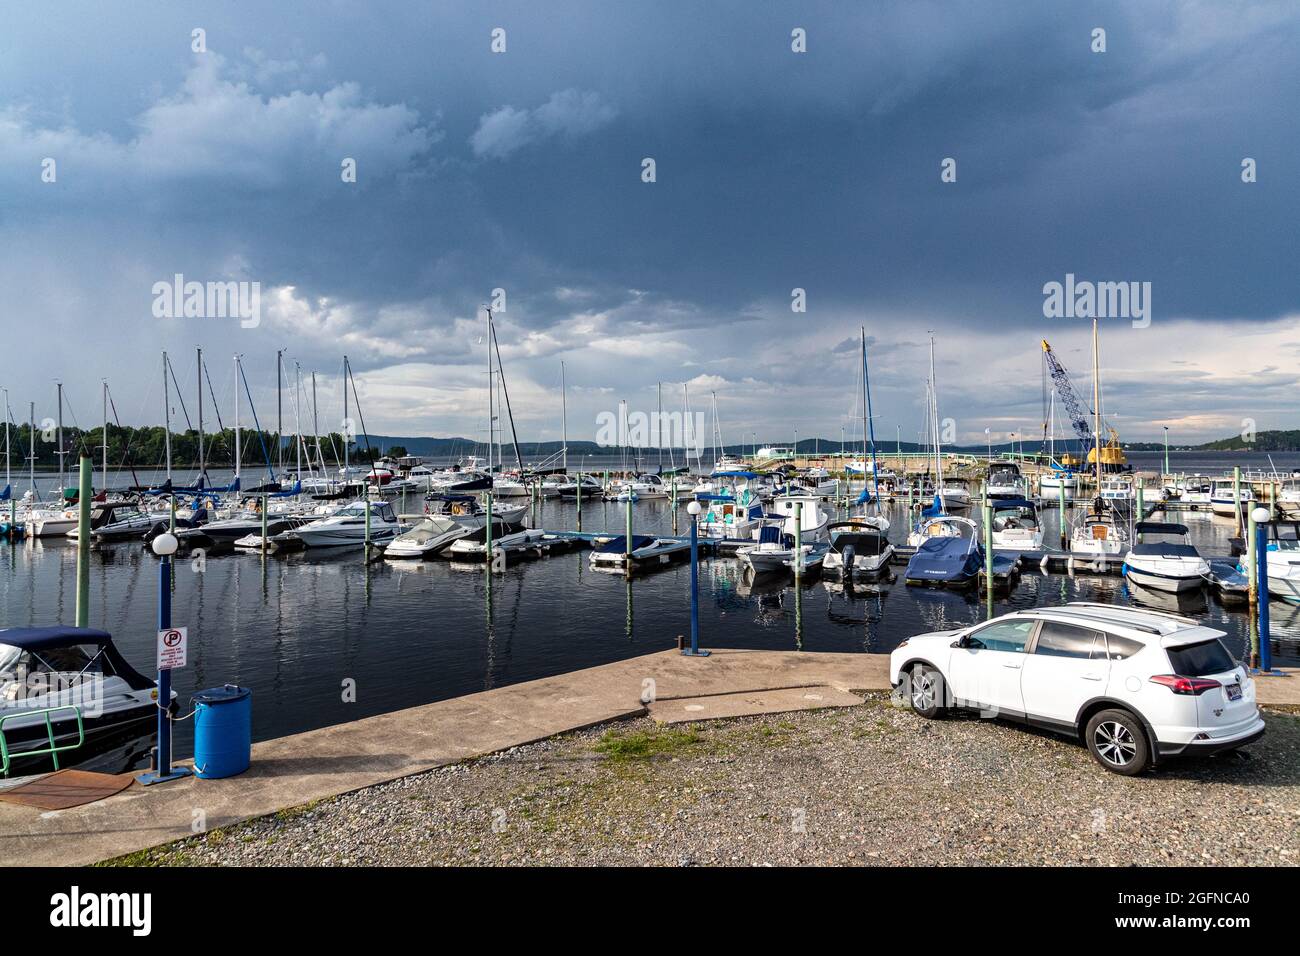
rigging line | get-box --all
[238,358,277,482]
[167,355,196,435]
[488,311,524,471]
[105,385,142,489]
[345,361,377,475]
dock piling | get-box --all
[75,455,91,628]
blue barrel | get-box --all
[192,684,252,779]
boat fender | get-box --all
[1039,555,1049,575]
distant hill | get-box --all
[362,429,1300,459]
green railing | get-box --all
[0,705,85,777]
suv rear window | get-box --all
[1166,639,1236,676]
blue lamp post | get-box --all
[683,500,709,657]
[137,531,192,785]
[1252,507,1276,674]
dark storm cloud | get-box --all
[0,1,1296,441]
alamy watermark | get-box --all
[152,274,261,328]
[1042,273,1151,329]
[595,406,705,456]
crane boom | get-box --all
[1041,339,1093,456]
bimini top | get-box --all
[1134,521,1190,536]
[0,626,115,650]
[0,627,152,690]
[713,471,759,479]
[991,498,1036,512]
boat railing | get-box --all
[0,704,86,777]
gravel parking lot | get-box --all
[110,697,1300,867]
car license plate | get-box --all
[1225,682,1242,701]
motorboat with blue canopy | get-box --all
[1122,521,1209,593]
[0,627,162,777]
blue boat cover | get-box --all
[758,525,782,545]
[594,535,657,553]
[921,494,944,518]
[0,484,9,501]
[1134,521,1189,536]
[906,535,981,582]
[991,498,1036,512]
[0,626,152,689]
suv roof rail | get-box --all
[1063,601,1197,626]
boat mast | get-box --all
[863,326,880,506]
[656,381,662,472]
[233,354,241,482]
[487,309,524,472]
[561,361,569,474]
[929,334,943,510]
[276,349,283,478]
[55,381,64,492]
[3,387,10,496]
[343,355,350,476]
[1091,317,1103,499]
[486,307,495,474]
[311,371,322,475]
[294,361,302,479]
[196,347,204,480]
[162,352,172,482]
[29,402,36,494]
[101,380,108,491]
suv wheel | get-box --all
[1085,709,1151,775]
[907,664,947,719]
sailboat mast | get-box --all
[29,402,36,493]
[929,335,943,509]
[294,362,302,478]
[101,380,108,490]
[486,308,495,473]
[488,309,524,471]
[863,326,880,504]
[656,382,662,472]
[196,348,205,478]
[276,349,283,477]
[3,387,10,495]
[561,362,568,473]
[56,382,64,491]
[1092,317,1103,494]
[162,353,172,482]
[311,371,322,474]
[343,355,350,475]
[234,355,241,480]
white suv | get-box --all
[888,603,1265,775]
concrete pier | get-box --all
[1,648,1294,866]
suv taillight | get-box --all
[1149,674,1221,696]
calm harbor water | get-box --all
[3,480,1298,770]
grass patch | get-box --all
[593,726,704,762]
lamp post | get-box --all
[138,532,191,785]
[1251,507,1275,673]
[1162,426,1170,479]
[683,501,709,657]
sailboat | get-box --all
[1070,319,1129,558]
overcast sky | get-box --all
[2,0,1297,449]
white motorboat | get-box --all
[822,517,894,578]
[1210,478,1253,518]
[0,625,169,777]
[1070,504,1129,558]
[986,462,1026,500]
[607,474,670,500]
[25,507,80,538]
[736,525,825,574]
[555,475,603,498]
[424,494,526,530]
[1254,520,1300,602]
[384,515,471,559]
[588,534,690,571]
[765,494,830,542]
[697,474,766,539]
[989,498,1044,552]
[292,499,404,548]
[446,526,547,561]
[1123,521,1209,593]
[1038,470,1078,501]
[1165,475,1213,506]
[907,514,977,549]
[939,479,972,510]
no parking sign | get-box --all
[157,626,188,670]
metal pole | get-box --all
[683,511,709,657]
[625,494,633,565]
[261,494,268,557]
[1058,478,1067,548]
[56,382,64,494]
[75,456,91,628]
[1256,516,1272,672]
[1246,507,1258,607]
[197,348,204,481]
[485,492,494,569]
[1233,465,1243,537]
[793,498,803,578]
[576,470,583,532]
[983,497,994,608]
[137,539,190,785]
